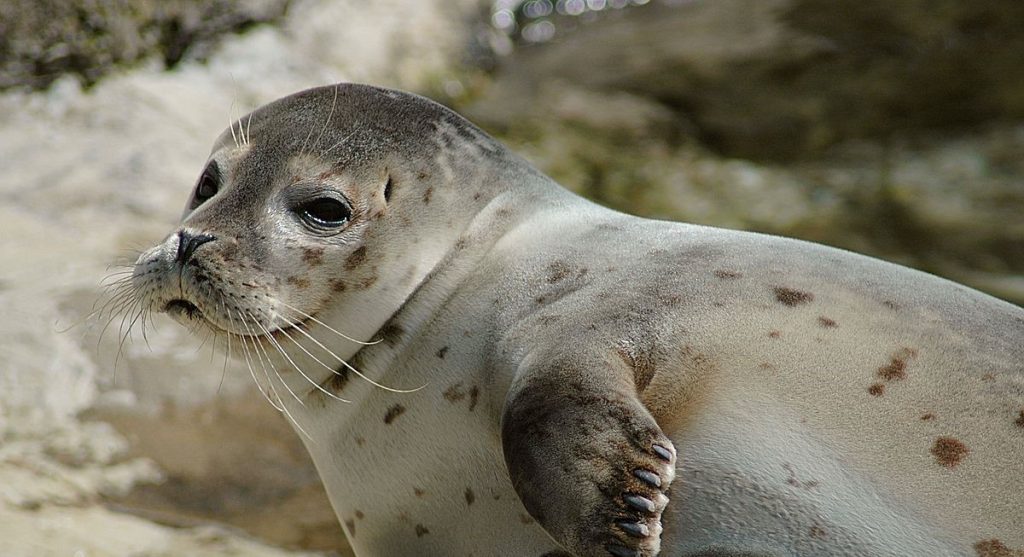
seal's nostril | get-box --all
[176,230,216,264]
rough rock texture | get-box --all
[0,0,291,90]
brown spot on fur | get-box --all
[809,525,828,539]
[415,524,429,537]
[817,316,837,328]
[921,413,936,421]
[713,269,742,279]
[464,487,475,506]
[1015,410,1024,428]
[436,346,449,359]
[355,510,364,519]
[325,368,350,394]
[469,386,480,411]
[783,464,819,490]
[547,261,571,283]
[472,192,481,201]
[443,383,466,403]
[758,362,776,372]
[422,186,433,204]
[355,436,365,446]
[878,347,917,381]
[974,539,1024,557]
[982,373,996,382]
[454,237,468,251]
[883,300,900,311]
[302,247,324,266]
[345,246,367,271]
[286,276,310,289]
[384,404,406,424]
[330,278,347,292]
[417,171,429,180]
[768,330,782,338]
[931,436,968,468]
[519,513,535,524]
[345,518,356,537]
[353,275,378,290]
[414,487,426,497]
[773,286,814,306]
[868,383,885,396]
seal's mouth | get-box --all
[164,299,202,319]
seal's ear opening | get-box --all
[384,175,393,202]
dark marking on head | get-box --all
[809,525,828,539]
[519,513,535,525]
[535,295,547,305]
[468,386,480,411]
[330,278,347,292]
[547,261,571,284]
[345,518,356,537]
[422,186,433,204]
[931,436,968,468]
[379,322,404,346]
[436,346,449,359]
[454,237,468,251]
[414,487,426,498]
[287,276,310,289]
[877,347,917,381]
[472,192,481,201]
[302,247,324,266]
[883,300,900,311]
[713,269,742,279]
[384,404,406,424]
[1015,410,1024,428]
[415,524,429,537]
[464,487,475,506]
[920,413,936,421]
[355,510,364,519]
[345,246,367,271]
[773,286,814,306]
[817,316,837,328]
[973,539,1024,557]
[325,367,350,394]
[768,330,782,339]
[355,436,365,446]
[417,170,429,180]
[443,383,466,403]
[868,383,885,397]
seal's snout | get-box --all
[176,230,216,265]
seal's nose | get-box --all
[176,230,216,265]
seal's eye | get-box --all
[191,162,220,209]
[298,197,352,229]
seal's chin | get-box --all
[164,299,202,320]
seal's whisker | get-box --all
[276,300,381,346]
[228,308,283,412]
[320,130,357,159]
[228,110,239,148]
[244,111,253,147]
[277,309,425,394]
[248,312,344,403]
[241,313,304,407]
[271,323,352,402]
[311,85,339,151]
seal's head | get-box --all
[132,83,516,362]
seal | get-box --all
[131,83,1024,556]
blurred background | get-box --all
[0,0,1020,555]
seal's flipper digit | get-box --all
[501,362,676,557]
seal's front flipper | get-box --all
[501,360,677,557]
